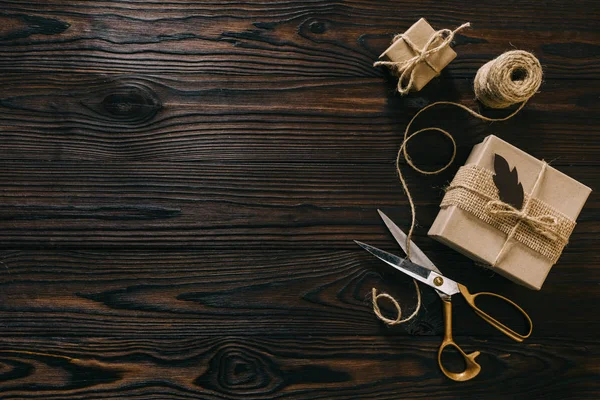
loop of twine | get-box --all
[374,22,471,95]
[372,50,542,326]
[484,198,559,242]
[372,280,421,325]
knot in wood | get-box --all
[309,20,327,34]
[101,84,161,123]
[194,344,283,395]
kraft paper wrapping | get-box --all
[379,18,457,92]
[428,135,591,290]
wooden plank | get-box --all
[0,336,597,399]
[0,1,598,398]
[0,162,596,249]
[0,74,598,164]
[0,249,597,338]
[0,1,597,78]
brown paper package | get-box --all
[428,135,591,290]
[379,18,456,92]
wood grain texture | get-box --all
[0,74,597,164]
[0,0,598,398]
[0,1,598,78]
[0,250,598,338]
[0,336,597,400]
[0,162,596,248]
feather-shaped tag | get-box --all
[493,154,524,210]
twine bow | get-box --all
[486,162,565,267]
[484,200,559,241]
[440,161,574,265]
[374,22,470,95]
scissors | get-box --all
[355,210,533,381]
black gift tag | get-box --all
[493,154,524,210]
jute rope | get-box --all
[485,197,560,242]
[372,50,543,325]
[442,163,574,263]
[474,50,543,108]
[374,23,471,95]
[371,281,421,325]
[490,162,549,266]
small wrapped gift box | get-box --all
[378,18,457,92]
[428,135,591,290]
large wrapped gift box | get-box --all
[428,135,591,290]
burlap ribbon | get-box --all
[441,163,576,264]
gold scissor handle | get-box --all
[458,283,533,343]
[438,297,482,381]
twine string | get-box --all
[445,169,560,241]
[474,50,543,109]
[371,50,543,326]
[398,100,527,260]
[490,163,550,266]
[374,23,471,95]
[484,199,559,242]
[442,165,572,262]
[372,280,421,325]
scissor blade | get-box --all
[355,240,460,296]
[377,209,441,274]
[355,240,432,283]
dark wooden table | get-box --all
[0,1,598,399]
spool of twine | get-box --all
[372,50,543,326]
[474,50,543,108]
